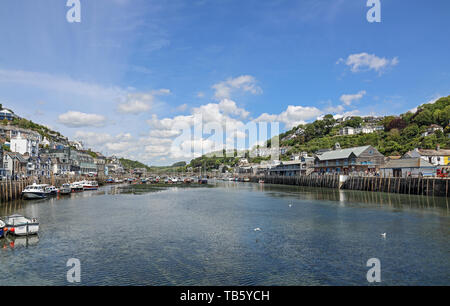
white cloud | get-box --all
[340,90,366,106]
[0,69,124,100]
[338,53,399,74]
[58,111,107,128]
[117,89,170,114]
[255,105,322,129]
[212,75,262,100]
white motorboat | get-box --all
[82,180,99,190]
[59,183,72,195]
[45,185,59,195]
[21,184,48,200]
[4,215,39,236]
[70,182,84,192]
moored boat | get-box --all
[0,219,5,238]
[59,183,72,195]
[4,215,39,236]
[45,185,59,195]
[21,184,48,200]
[82,180,99,190]
[70,182,84,192]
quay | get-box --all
[0,176,126,202]
[248,175,450,198]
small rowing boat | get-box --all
[4,215,39,236]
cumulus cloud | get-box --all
[58,111,107,128]
[340,90,367,106]
[212,75,262,100]
[117,89,170,114]
[338,53,398,74]
[255,105,322,129]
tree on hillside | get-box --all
[413,109,433,127]
[344,117,363,128]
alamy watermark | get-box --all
[366,258,381,283]
[367,0,381,23]
[66,0,81,23]
[67,258,81,283]
[168,115,280,161]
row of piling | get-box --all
[250,175,449,197]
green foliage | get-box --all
[172,161,187,167]
[279,95,450,157]
[119,158,151,171]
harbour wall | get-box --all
[249,175,450,198]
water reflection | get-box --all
[1,235,39,250]
[0,182,448,286]
[213,181,449,216]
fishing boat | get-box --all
[243,177,250,182]
[21,184,48,200]
[0,219,5,238]
[59,183,72,195]
[82,180,99,190]
[70,182,84,192]
[258,179,265,184]
[4,215,39,236]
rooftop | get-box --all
[316,146,372,161]
[381,158,435,169]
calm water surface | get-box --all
[0,181,449,285]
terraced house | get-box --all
[314,145,385,175]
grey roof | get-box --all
[316,146,371,161]
[381,158,435,169]
[4,152,27,163]
[404,149,450,158]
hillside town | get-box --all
[0,107,141,180]
[233,144,449,178]
[1,105,449,181]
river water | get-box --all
[0,181,448,286]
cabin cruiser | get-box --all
[59,183,72,195]
[0,219,5,238]
[21,184,48,200]
[70,182,84,192]
[45,185,59,195]
[82,180,98,190]
[4,215,39,236]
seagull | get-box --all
[381,233,386,238]
[254,228,261,232]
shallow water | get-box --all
[0,182,449,286]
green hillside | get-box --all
[278,95,450,156]
[186,96,450,171]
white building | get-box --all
[403,147,450,166]
[340,125,384,136]
[340,127,356,135]
[10,133,39,157]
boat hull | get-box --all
[0,228,4,238]
[22,192,47,200]
[7,223,39,236]
[83,186,98,190]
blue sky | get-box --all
[0,0,449,165]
